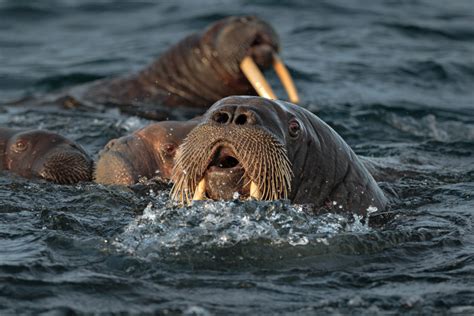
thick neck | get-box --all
[290,115,387,215]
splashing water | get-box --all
[113,193,379,264]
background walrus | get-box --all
[0,128,93,184]
[51,16,299,119]
[95,120,198,185]
[171,96,387,216]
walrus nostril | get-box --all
[233,109,257,125]
[212,111,231,124]
[235,114,247,125]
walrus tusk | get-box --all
[250,181,262,200]
[240,56,277,100]
[272,53,299,104]
[193,178,207,201]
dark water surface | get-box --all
[1,0,474,314]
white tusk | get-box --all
[240,56,277,100]
[250,181,262,200]
[192,178,207,201]
[272,53,300,104]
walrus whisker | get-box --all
[267,146,276,199]
[269,151,277,200]
[240,56,277,100]
[171,124,293,204]
[263,148,272,199]
[272,53,299,104]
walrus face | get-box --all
[172,96,387,215]
[204,16,299,103]
[4,130,93,184]
[142,121,197,180]
[94,120,198,185]
[171,96,302,204]
[206,16,279,76]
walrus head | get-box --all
[2,130,93,184]
[91,16,298,109]
[95,120,197,185]
[199,15,299,101]
[151,15,299,105]
[80,16,298,119]
[171,96,387,215]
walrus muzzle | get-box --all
[171,124,293,204]
[38,150,93,184]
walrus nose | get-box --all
[211,109,233,124]
[210,107,257,125]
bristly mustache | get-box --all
[40,152,93,184]
[171,124,293,204]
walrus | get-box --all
[171,96,387,216]
[56,16,299,119]
[0,128,93,184]
[95,120,198,185]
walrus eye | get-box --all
[288,119,301,138]
[162,143,176,157]
[13,140,28,153]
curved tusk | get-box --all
[192,178,207,201]
[250,181,262,200]
[240,56,277,100]
[272,53,300,104]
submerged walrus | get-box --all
[60,16,298,119]
[171,96,387,216]
[0,128,93,184]
[95,120,198,185]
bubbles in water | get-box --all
[367,206,378,214]
[118,116,147,132]
[183,306,211,316]
[113,195,374,263]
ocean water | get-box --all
[1,0,473,314]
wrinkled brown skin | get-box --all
[63,16,279,119]
[95,120,198,185]
[175,96,388,216]
[0,128,93,184]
